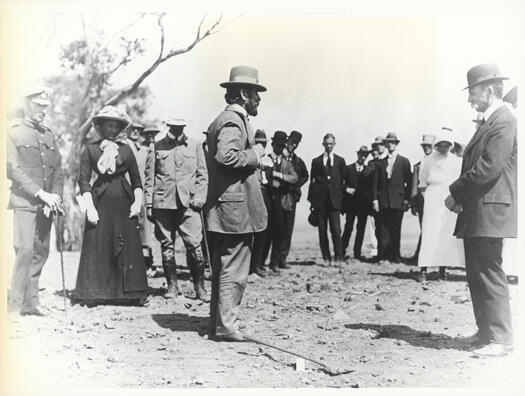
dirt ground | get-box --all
[2,216,521,390]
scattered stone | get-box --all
[184,302,192,309]
[374,304,384,311]
[306,305,320,312]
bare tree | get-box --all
[47,12,228,249]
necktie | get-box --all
[326,156,332,171]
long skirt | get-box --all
[72,178,148,303]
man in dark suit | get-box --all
[368,138,386,260]
[446,63,516,357]
[372,132,412,263]
[281,130,309,267]
[266,131,298,273]
[308,133,346,267]
[342,146,374,260]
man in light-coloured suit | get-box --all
[205,66,271,341]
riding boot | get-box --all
[163,262,180,299]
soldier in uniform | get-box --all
[7,88,63,316]
[144,119,210,302]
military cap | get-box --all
[24,87,51,106]
[142,126,160,134]
[164,118,187,127]
[132,122,145,130]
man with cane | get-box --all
[7,87,64,316]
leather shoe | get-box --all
[279,263,291,269]
[270,266,281,274]
[20,307,48,317]
[254,267,267,277]
[460,331,486,346]
[472,343,513,358]
[212,330,245,342]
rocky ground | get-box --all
[2,218,521,391]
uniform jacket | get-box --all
[307,153,346,211]
[343,162,374,213]
[144,134,208,210]
[204,105,267,234]
[127,140,149,185]
[372,153,412,210]
[7,119,63,211]
[287,153,309,202]
[449,105,517,238]
[79,141,142,204]
[267,152,299,211]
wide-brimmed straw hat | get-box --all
[220,65,267,92]
[92,106,131,127]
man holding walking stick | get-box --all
[7,87,64,317]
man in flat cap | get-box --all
[308,133,346,268]
[205,66,270,341]
[281,130,309,268]
[265,131,298,273]
[372,132,412,263]
[144,118,210,302]
[7,88,63,316]
[445,63,516,357]
[342,145,374,261]
[407,134,435,263]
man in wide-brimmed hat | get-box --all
[445,63,516,358]
[205,65,270,341]
[144,118,210,302]
[372,132,412,263]
[7,87,63,316]
[280,130,309,268]
[265,131,298,274]
[342,145,374,261]
[407,134,436,263]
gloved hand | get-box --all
[86,205,99,225]
[372,200,379,213]
[129,200,141,218]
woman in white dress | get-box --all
[417,134,465,281]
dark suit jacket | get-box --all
[344,163,375,213]
[449,104,517,238]
[288,153,309,202]
[307,153,346,211]
[372,153,412,210]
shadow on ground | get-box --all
[152,313,208,335]
[345,323,471,351]
[370,271,468,283]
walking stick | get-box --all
[54,208,67,314]
[199,211,212,274]
[242,334,355,376]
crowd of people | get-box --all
[6,63,517,357]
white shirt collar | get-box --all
[323,151,334,159]
[483,99,505,121]
[387,150,397,159]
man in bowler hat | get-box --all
[372,132,412,263]
[205,66,270,341]
[265,131,298,273]
[281,130,309,268]
[445,63,516,357]
[307,133,346,267]
[342,145,374,260]
[7,88,63,316]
